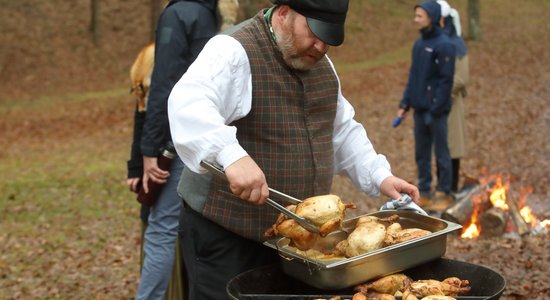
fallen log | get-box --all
[505,195,530,235]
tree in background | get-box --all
[90,0,100,45]
[468,0,481,40]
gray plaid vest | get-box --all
[198,11,339,241]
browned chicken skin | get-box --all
[401,277,471,299]
[295,194,356,237]
[264,194,355,250]
[353,274,468,300]
[409,279,471,296]
[335,215,399,257]
[354,273,412,295]
[384,227,432,246]
[442,277,470,288]
[264,204,319,250]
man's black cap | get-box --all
[270,0,349,46]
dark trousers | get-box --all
[451,159,460,192]
[413,111,452,194]
[179,201,279,300]
[438,158,460,193]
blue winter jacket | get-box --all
[400,1,456,116]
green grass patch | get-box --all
[335,45,410,72]
[0,88,129,111]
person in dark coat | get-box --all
[126,0,220,299]
[396,0,456,210]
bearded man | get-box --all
[167,1,420,299]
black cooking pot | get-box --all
[226,258,506,300]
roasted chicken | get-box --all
[354,273,412,295]
[264,194,356,250]
[294,194,356,236]
[384,227,432,246]
[294,248,345,261]
[402,290,458,300]
[315,273,469,300]
[266,195,430,258]
[351,273,469,300]
[264,204,318,250]
[408,279,471,296]
[335,215,399,257]
[401,277,471,299]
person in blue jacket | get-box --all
[396,0,456,210]
[126,0,220,299]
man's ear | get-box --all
[273,5,290,22]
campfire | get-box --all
[441,174,550,239]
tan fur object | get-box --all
[129,43,155,112]
[218,0,239,31]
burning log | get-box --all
[505,196,530,236]
[479,207,507,237]
[441,181,495,226]
[444,173,548,238]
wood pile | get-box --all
[441,180,531,237]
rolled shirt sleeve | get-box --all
[168,35,252,173]
[327,59,393,196]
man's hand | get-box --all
[142,155,170,194]
[397,108,408,120]
[380,176,420,203]
[126,177,141,193]
[224,156,269,205]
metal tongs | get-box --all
[200,161,320,233]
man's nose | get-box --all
[313,38,329,53]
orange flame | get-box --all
[461,193,483,239]
[461,222,480,239]
[516,186,549,229]
[520,206,536,227]
[489,178,509,210]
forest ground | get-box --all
[0,0,548,299]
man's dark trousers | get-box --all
[413,111,452,195]
[178,201,279,300]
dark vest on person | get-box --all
[180,11,339,241]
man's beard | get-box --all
[274,20,321,71]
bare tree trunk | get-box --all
[90,0,101,45]
[150,0,163,42]
[468,0,481,40]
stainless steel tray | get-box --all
[263,210,462,290]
